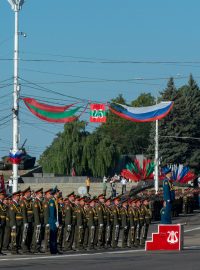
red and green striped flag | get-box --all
[23,98,82,123]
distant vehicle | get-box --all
[0,139,36,170]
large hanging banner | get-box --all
[22,98,86,123]
[90,104,106,123]
[108,101,174,122]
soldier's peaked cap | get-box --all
[98,194,105,199]
[22,186,31,194]
[44,188,52,194]
[67,192,75,197]
[35,188,43,194]
[12,190,21,196]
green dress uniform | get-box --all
[142,204,152,244]
[57,202,64,251]
[20,197,34,253]
[32,197,44,253]
[43,198,50,253]
[2,202,10,251]
[95,202,105,248]
[104,205,113,248]
[111,204,120,248]
[0,199,7,254]
[74,204,85,250]
[135,205,144,246]
[63,203,75,251]
[9,199,23,254]
[128,205,137,247]
[120,205,129,248]
[85,205,97,250]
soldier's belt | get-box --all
[16,216,23,220]
[134,218,138,221]
[0,216,6,219]
[27,211,33,214]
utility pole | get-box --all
[154,118,159,194]
[7,0,24,192]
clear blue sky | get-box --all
[0,0,200,159]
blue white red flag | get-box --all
[109,101,173,122]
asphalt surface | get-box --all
[0,211,200,270]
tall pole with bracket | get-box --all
[7,0,24,192]
[154,98,159,194]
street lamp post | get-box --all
[7,0,24,192]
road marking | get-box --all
[0,249,146,262]
[184,227,200,233]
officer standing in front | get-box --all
[162,167,175,224]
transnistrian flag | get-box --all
[90,104,106,123]
[22,97,83,123]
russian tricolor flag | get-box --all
[109,101,173,122]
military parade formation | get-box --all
[0,179,199,256]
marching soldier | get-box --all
[20,187,34,253]
[95,194,106,249]
[85,199,97,250]
[120,198,129,248]
[74,197,85,251]
[104,197,113,248]
[135,199,142,247]
[57,196,65,251]
[63,197,74,251]
[141,199,152,245]
[0,190,6,255]
[9,190,23,255]
[128,199,138,248]
[32,188,44,253]
[111,196,121,248]
[43,189,52,253]
[2,195,11,252]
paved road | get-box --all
[0,211,199,270]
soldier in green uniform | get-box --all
[2,195,11,251]
[104,197,113,248]
[95,194,106,249]
[74,197,85,251]
[111,196,121,248]
[141,199,152,245]
[63,197,74,251]
[43,189,52,253]
[120,198,129,248]
[57,196,65,251]
[128,199,138,248]
[84,199,97,250]
[20,187,34,253]
[132,199,140,247]
[9,190,23,255]
[31,188,44,253]
[0,190,6,255]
